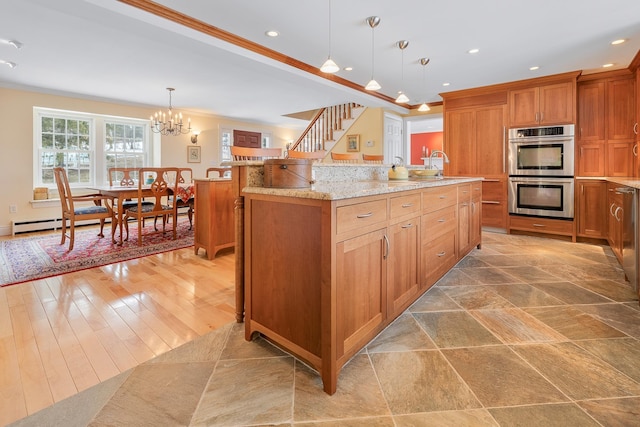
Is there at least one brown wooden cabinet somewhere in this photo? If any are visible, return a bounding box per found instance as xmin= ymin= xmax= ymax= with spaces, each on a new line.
xmin=576 ymin=73 xmax=636 ymax=177
xmin=243 ymin=180 xmax=481 ymax=395
xmin=193 ymin=178 xmax=235 ymax=259
xmin=607 ymin=183 xmax=624 ymax=261
xmin=509 ymin=82 xmax=574 ymax=127
xmin=387 ymin=192 xmax=421 ymax=317
xmin=444 ymin=99 xmax=507 ymax=229
xmin=481 ymin=178 xmax=507 ymax=229
xmin=576 ymin=180 xmax=607 ymax=239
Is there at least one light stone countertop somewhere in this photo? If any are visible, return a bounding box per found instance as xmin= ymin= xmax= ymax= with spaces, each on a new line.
xmin=605 ymin=177 xmax=640 ymax=190
xmin=241 ymin=176 xmax=482 ymax=201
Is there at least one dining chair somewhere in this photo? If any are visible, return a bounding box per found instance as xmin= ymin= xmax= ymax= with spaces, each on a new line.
xmin=108 ymin=167 xmax=153 ymax=232
xmin=165 ymin=168 xmax=195 ymax=230
xmin=206 ymin=167 xmax=232 ymax=178
xmin=362 ymin=154 xmax=384 ymax=164
xmin=123 ymin=167 xmax=180 ymax=245
xmin=53 ymin=167 xmax=114 ymax=251
xmin=230 ymin=146 xmax=282 ymax=160
xmin=287 ymin=150 xmax=327 ymax=161
xmin=330 ymin=152 xmax=360 ymax=163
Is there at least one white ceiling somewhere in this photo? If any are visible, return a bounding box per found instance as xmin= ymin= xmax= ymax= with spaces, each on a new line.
xmin=1 ymin=0 xmax=639 ymax=130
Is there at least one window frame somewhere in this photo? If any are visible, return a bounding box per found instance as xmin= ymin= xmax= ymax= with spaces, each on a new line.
xmin=33 ymin=107 xmax=153 ymax=189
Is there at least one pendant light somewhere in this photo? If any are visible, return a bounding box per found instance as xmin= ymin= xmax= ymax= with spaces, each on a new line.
xmin=418 ymin=57 xmax=431 ymax=112
xmin=320 ymin=0 xmax=339 ymax=73
xmin=395 ymin=40 xmax=409 ymax=103
xmin=364 ymin=16 xmax=381 ymax=91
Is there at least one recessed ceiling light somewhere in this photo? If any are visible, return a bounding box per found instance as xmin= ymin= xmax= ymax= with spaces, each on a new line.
xmin=265 ymin=30 xmax=279 ymax=37
xmin=529 ymin=66 xmax=540 ymax=71
xmin=467 ymin=48 xmax=479 ymax=54
xmin=343 ymin=67 xmax=353 ymax=71
xmin=611 ymin=39 xmax=626 ymax=45
xmin=442 ymin=82 xmax=450 ymax=86
xmin=602 ymin=63 xmax=614 ymax=68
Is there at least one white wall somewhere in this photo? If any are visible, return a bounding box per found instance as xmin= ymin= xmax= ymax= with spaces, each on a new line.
xmin=0 ymin=86 xmax=300 ymax=235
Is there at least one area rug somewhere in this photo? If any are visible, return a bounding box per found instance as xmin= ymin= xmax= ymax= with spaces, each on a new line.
xmin=0 ymin=217 xmax=194 ymax=287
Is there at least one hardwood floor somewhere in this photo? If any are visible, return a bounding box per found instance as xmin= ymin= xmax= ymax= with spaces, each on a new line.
xmin=0 ymin=229 xmax=236 ymax=426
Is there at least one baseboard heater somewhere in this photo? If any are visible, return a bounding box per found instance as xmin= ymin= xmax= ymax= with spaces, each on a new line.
xmin=11 ymin=218 xmax=102 ymax=236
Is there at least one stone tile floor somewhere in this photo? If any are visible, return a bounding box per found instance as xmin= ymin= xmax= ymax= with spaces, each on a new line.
xmin=10 ymin=232 xmax=640 ymax=426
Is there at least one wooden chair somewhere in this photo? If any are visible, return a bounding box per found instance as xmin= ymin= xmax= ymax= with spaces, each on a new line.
xmin=123 ymin=167 xmax=180 ymax=245
xmin=166 ymin=168 xmax=195 ymax=230
xmin=230 ymin=146 xmax=282 ymax=160
xmin=287 ymin=150 xmax=327 ymax=161
xmin=206 ymin=167 xmax=232 ymax=178
xmin=362 ymin=154 xmax=384 ymax=164
xmin=330 ymin=152 xmax=360 ymax=163
xmin=108 ymin=167 xmax=153 ymax=233
xmin=53 ymin=167 xmax=114 ymax=251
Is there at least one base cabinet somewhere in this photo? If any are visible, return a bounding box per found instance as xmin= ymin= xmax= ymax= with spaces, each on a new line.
xmin=243 ymin=181 xmax=482 ymax=395
xmin=607 ymin=183 xmax=624 ymax=262
xmin=576 ymin=180 xmax=607 ymax=239
xmin=193 ymin=178 xmax=235 ymax=259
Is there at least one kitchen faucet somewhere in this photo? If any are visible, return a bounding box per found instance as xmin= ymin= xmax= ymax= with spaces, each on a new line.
xmin=428 ymin=150 xmax=450 ymax=171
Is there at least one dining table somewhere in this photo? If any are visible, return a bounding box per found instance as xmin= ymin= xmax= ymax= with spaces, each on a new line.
xmin=90 ymin=183 xmax=194 ymax=245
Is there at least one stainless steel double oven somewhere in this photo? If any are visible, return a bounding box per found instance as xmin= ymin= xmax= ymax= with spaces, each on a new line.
xmin=508 ymin=124 xmax=575 ymax=219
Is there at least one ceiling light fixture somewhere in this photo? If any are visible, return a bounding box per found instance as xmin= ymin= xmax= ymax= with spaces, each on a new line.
xmin=150 ymin=88 xmax=191 ymax=136
xmin=418 ymin=57 xmax=431 ymax=112
xmin=603 ymin=63 xmax=614 ymax=68
xmin=0 ymin=59 xmax=17 ymax=68
xmin=529 ymin=66 xmax=540 ymax=71
xmin=468 ymin=48 xmax=479 ymax=54
xmin=364 ymin=16 xmax=381 ymax=91
xmin=320 ymin=0 xmax=339 ymax=73
xmin=395 ymin=40 xmax=409 ymax=103
xmin=611 ymin=39 xmax=626 ymax=45
xmin=6 ymin=39 xmax=23 ymax=49
xmin=265 ymin=30 xmax=279 ymax=37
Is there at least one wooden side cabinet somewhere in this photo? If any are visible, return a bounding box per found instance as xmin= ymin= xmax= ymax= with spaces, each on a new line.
xmin=193 ymin=178 xmax=235 ymax=259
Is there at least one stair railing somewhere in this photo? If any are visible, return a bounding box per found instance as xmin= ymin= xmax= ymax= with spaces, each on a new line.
xmin=288 ymin=103 xmax=360 ymax=154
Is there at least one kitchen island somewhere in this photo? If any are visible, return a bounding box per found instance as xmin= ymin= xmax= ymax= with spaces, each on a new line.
xmin=241 ymin=169 xmax=482 ymax=394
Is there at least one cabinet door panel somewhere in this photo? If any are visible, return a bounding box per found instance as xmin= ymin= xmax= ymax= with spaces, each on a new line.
xmin=336 ymin=228 xmax=386 ymax=358
xmin=509 ymin=87 xmax=539 ymax=127
xmin=577 ymin=142 xmax=606 ymax=177
xmin=577 ymin=180 xmax=606 ymax=238
xmin=608 ymin=77 xmax=636 ymax=141
xmin=445 ymin=110 xmax=476 ymax=175
xmin=578 ymin=81 xmax=606 ymax=141
xmin=607 ymin=141 xmax=634 ymax=176
xmin=539 ymin=82 xmax=574 ymax=125
xmin=476 ymin=105 xmax=507 ymax=175
xmin=387 ymin=218 xmax=420 ymax=317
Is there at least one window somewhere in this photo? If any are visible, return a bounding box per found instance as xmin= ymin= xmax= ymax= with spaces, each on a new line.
xmin=220 ymin=128 xmax=232 ymax=162
xmin=34 ymin=108 xmax=152 ymax=188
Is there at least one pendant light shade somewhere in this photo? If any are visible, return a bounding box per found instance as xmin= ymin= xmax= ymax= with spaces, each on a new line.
xmin=418 ymin=57 xmax=431 ymax=112
xmin=395 ymin=40 xmax=409 ymax=103
xmin=365 ymin=16 xmax=381 ymax=91
xmin=320 ymin=0 xmax=339 ymax=73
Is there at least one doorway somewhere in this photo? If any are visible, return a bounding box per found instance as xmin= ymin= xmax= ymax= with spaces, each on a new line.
xmin=406 ymin=114 xmax=443 ymax=166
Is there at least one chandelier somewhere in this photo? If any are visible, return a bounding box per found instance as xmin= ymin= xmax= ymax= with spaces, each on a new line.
xmin=150 ymin=88 xmax=191 ymax=136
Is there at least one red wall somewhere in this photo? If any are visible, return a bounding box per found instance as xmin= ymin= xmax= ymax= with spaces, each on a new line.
xmin=410 ymin=132 xmax=443 ymax=165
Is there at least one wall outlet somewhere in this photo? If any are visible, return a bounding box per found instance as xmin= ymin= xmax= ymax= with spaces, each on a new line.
xmin=366 ymin=140 xmax=374 ymax=147
xmin=9 ymin=204 xmax=17 ymax=214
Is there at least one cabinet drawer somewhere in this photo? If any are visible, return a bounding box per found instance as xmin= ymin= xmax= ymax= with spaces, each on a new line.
xmin=336 ymin=199 xmax=388 ymax=235
xmin=390 ymin=193 xmax=421 ymax=220
xmin=422 ymin=232 xmax=457 ymax=287
xmin=422 ymin=205 xmax=457 ymax=240
xmin=423 ymin=186 xmax=458 ymax=213
xmin=458 ymin=183 xmax=472 ymax=202
xmin=471 ymin=182 xmax=482 ymax=201
xmin=509 ymin=215 xmax=574 ymax=236
xmin=482 ymin=179 xmax=505 ymax=201
xmin=482 ymin=201 xmax=507 ymax=229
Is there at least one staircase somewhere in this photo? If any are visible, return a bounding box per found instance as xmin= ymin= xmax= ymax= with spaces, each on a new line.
xmin=287 ymin=103 xmax=364 ymax=156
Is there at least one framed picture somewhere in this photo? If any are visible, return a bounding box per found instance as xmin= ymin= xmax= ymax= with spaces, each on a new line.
xmin=187 ymin=145 xmax=201 ymax=163
xmin=347 ymin=134 xmax=360 ymax=152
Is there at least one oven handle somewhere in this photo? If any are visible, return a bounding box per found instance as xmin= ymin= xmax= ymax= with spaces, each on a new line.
xmin=508 ymin=137 xmax=574 ymax=144
xmin=509 ymin=177 xmax=574 ymax=184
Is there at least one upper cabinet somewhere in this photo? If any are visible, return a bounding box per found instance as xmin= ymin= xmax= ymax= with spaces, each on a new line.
xmin=509 ymin=82 xmax=574 ymax=127
xmin=576 ymin=71 xmax=636 ymax=177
